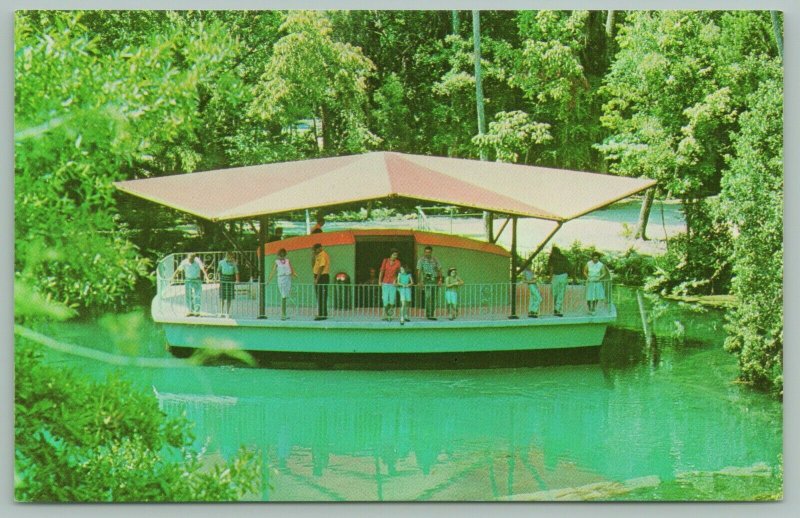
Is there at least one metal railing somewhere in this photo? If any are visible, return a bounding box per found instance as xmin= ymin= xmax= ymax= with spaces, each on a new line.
xmin=155 ymin=254 xmax=612 ymax=322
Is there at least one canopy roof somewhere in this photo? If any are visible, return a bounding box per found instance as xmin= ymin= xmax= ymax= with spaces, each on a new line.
xmin=114 ymin=151 xmax=656 ymax=223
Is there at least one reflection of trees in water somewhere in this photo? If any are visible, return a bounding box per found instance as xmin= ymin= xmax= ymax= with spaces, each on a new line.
xmin=153 ymin=335 xmax=780 ymax=500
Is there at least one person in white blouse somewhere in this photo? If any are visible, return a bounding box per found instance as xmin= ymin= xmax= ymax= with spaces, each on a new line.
xmin=267 ymin=248 xmax=297 ymax=320
xmin=583 ymin=252 xmax=610 ymax=315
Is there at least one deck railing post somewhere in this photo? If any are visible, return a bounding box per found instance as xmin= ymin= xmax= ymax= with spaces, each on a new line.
xmin=258 ymin=216 xmax=268 ymax=318
xmin=509 ymin=216 xmax=519 ymax=319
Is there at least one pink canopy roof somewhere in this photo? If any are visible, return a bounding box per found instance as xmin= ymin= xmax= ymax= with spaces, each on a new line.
xmin=114 ymin=151 xmax=656 ymax=222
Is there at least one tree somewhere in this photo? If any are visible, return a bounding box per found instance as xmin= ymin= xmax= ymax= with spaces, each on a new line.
xmin=15 ymin=11 xmax=282 ymax=310
xmin=472 ymin=110 xmax=551 ymax=163
xmin=249 ymin=11 xmax=378 ymax=155
xmin=596 ymin=11 xmax=742 ymax=295
xmin=510 ymin=10 xmax=605 ymax=169
xmin=721 ymin=62 xmax=783 ymax=395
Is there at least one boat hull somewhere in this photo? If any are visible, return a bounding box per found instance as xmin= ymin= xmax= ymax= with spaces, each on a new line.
xmin=159 ymin=307 xmax=615 ymax=354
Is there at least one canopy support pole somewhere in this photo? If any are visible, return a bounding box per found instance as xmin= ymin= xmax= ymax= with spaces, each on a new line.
xmin=509 ymin=216 xmax=519 ymax=319
xmin=491 ymin=216 xmax=511 ymax=244
xmin=258 ymin=216 xmax=268 ymax=319
xmin=515 ymin=222 xmax=563 ymax=277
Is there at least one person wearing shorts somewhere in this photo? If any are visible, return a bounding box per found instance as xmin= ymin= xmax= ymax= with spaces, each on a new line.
xmin=395 ymin=264 xmax=414 ymax=325
xmin=378 ymin=249 xmax=402 ymax=321
xmin=444 ymin=267 xmax=464 ymax=320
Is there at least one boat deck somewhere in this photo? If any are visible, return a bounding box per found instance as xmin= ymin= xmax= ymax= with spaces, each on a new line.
xmin=153 ymin=282 xmax=612 ymax=325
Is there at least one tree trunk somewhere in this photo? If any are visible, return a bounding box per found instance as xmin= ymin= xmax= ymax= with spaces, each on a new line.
xmin=771 ymin=11 xmax=783 ymax=60
xmin=319 ymin=105 xmax=329 ymax=153
xmin=605 ymin=10 xmax=615 ymax=37
xmin=635 ymin=188 xmax=655 ymax=240
xmin=473 ymin=10 xmax=492 ymax=241
xmin=605 ymin=10 xmax=616 ymax=64
xmin=473 ymin=11 xmax=486 ymax=156
xmin=452 ymin=10 xmax=460 ymax=34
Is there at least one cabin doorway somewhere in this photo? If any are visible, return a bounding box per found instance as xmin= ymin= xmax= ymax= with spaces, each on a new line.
xmin=355 ymin=236 xmax=415 ymax=308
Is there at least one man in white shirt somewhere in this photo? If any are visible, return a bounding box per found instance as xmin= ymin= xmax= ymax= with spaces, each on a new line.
xmin=171 ymin=252 xmax=210 ymax=316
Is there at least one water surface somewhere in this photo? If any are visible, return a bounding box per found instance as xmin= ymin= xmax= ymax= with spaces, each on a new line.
xmin=36 ymin=288 xmax=782 ymax=501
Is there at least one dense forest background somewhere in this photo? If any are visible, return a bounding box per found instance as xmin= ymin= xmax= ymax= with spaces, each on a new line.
xmin=14 ymin=10 xmax=783 ymax=393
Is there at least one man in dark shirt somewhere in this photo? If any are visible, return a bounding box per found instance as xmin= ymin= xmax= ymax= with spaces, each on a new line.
xmin=416 ymin=246 xmax=442 ymax=320
xmin=547 ymin=246 xmax=571 ymax=316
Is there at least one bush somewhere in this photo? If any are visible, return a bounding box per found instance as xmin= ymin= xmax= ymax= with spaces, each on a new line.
xmin=644 ymin=201 xmax=733 ymax=297
xmin=14 ymin=341 xmax=261 ymax=502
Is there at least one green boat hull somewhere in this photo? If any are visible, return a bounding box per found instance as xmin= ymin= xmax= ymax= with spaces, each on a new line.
xmin=160 ymin=307 xmax=615 ymax=354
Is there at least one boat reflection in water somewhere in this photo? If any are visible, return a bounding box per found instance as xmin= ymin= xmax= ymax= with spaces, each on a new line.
xmin=152 ymin=331 xmax=781 ymax=501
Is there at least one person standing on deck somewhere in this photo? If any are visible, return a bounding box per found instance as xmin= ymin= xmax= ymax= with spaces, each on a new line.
xmin=583 ymin=252 xmax=610 ymax=315
xmin=416 ymin=246 xmax=442 ymax=320
xmin=444 ymin=267 xmax=464 ymax=320
xmin=395 ymin=264 xmax=414 ymax=325
xmin=312 ymin=243 xmax=330 ymax=320
xmin=218 ymin=252 xmax=239 ymax=318
xmin=171 ymin=252 xmax=210 ymax=316
xmin=267 ymin=248 xmax=297 ymax=320
xmin=547 ymin=246 xmax=571 ymax=317
xmin=520 ymin=265 xmax=542 ymax=318
xmin=378 ymin=248 xmax=402 ymax=321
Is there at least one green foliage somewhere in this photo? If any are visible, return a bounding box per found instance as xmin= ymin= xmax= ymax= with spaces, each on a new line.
xmin=720 ymin=63 xmax=783 ymax=395
xmin=15 ymin=11 xmax=242 ymax=311
xmin=372 ymin=72 xmax=412 ymax=151
xmin=472 ymin=110 xmax=552 ymax=163
xmin=597 ymin=11 xmax=777 ymax=199
xmin=511 ymin=10 xmax=605 ymax=168
xmin=249 ymin=11 xmax=378 ymax=154
xmin=14 ymin=341 xmax=261 ymax=502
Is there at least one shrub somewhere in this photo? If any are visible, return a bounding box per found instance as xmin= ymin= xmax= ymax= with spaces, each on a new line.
xmin=14 ymin=341 xmax=261 ymax=502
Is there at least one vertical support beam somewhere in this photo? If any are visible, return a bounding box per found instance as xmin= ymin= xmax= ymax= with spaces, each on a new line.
xmin=258 ymin=216 xmax=268 ymax=318
xmin=509 ymin=216 xmax=519 ymax=319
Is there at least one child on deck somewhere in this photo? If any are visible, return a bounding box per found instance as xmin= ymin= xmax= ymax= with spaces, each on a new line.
xmin=444 ymin=267 xmax=464 ymax=320
xmin=395 ymin=264 xmax=414 ymax=325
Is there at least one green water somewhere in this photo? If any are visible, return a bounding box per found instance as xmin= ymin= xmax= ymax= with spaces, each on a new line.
xmin=34 ymin=288 xmax=782 ymax=501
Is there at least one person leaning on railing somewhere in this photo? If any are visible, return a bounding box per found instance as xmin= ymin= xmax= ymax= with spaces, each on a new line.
xmin=170 ymin=252 xmax=210 ymax=317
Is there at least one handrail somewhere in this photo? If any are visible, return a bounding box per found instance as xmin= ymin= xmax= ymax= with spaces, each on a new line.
xmin=154 ymin=259 xmax=613 ymax=321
